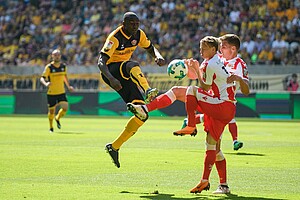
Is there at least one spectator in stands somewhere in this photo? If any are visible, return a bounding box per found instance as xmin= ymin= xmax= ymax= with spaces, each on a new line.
xmin=286 ymin=73 xmax=299 ymax=92
xmin=258 ymin=44 xmax=274 ymax=65
xmin=272 ymin=33 xmax=289 ymax=65
xmin=1 ymin=0 xmax=300 ymax=67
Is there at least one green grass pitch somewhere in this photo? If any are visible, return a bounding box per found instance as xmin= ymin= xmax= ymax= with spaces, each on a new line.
xmin=0 ymin=115 xmax=299 ymax=200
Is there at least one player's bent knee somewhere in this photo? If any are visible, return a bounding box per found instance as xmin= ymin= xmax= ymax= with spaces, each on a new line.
xmin=216 ymin=150 xmax=225 ymax=161
xmin=186 ymin=86 xmax=197 ymax=96
xmin=127 ymin=61 xmax=140 ymax=69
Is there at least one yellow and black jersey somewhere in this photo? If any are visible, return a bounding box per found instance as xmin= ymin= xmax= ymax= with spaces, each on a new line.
xmin=41 ymin=62 xmax=67 ymax=95
xmin=101 ymin=26 xmax=151 ymax=64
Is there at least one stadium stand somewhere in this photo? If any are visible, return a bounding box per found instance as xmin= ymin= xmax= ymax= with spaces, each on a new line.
xmin=0 ymin=0 xmax=299 ymax=91
xmin=0 ymin=0 xmax=300 ymax=67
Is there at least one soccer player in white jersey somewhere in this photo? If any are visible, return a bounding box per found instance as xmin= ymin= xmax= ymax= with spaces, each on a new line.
xmin=187 ymin=34 xmax=250 ymax=151
xmin=127 ymin=35 xmax=248 ymax=151
xmin=127 ymin=35 xmax=249 ymax=194
xmin=172 ymin=36 xmax=237 ymax=194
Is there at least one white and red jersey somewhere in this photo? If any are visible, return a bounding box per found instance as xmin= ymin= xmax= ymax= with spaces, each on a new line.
xmin=201 ymin=54 xmax=236 ymax=102
xmin=223 ymin=56 xmax=249 ymax=93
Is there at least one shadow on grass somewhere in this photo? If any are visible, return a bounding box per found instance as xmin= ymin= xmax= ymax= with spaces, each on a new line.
xmin=56 ymin=131 xmax=84 ymax=134
xmin=225 ymin=152 xmax=265 ymax=156
xmin=120 ymin=191 xmax=285 ymax=200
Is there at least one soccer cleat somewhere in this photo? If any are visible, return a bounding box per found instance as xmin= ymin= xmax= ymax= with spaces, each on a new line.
xmin=233 ymin=141 xmax=243 ymax=151
xmin=181 ymin=118 xmax=188 ymax=129
xmin=190 ymin=180 xmax=210 ymax=194
xmin=49 ymin=128 xmax=54 ymax=133
xmin=126 ymin=103 xmax=148 ymax=121
xmin=212 ymin=185 xmax=230 ymax=194
xmin=55 ymin=118 xmax=61 ymax=129
xmin=145 ymin=88 xmax=158 ymax=103
xmin=173 ymin=126 xmax=197 ymax=137
xmin=105 ymin=143 xmax=120 ymax=168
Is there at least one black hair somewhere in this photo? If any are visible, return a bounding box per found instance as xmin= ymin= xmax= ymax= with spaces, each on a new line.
xmin=123 ymin=12 xmax=139 ymax=21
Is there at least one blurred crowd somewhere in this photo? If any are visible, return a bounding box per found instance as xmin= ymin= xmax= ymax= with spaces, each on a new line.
xmin=1 ymin=0 xmax=300 ymax=68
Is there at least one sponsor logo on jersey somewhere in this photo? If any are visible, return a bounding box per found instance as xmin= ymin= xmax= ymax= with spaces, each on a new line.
xmin=104 ymin=41 xmax=114 ymax=52
xmin=131 ymin=40 xmax=137 ymax=45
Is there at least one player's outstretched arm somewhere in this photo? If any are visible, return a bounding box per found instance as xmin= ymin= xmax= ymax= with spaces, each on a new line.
xmin=146 ymin=44 xmax=166 ymax=66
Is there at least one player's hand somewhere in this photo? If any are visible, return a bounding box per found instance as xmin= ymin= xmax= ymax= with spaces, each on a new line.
xmin=155 ymin=57 xmax=166 ymax=66
xmin=68 ymin=86 xmax=74 ymax=92
xmin=227 ymin=74 xmax=242 ymax=83
xmin=45 ymin=82 xmax=51 ymax=87
xmin=109 ymin=78 xmax=122 ymax=91
xmin=184 ymin=58 xmax=199 ymax=80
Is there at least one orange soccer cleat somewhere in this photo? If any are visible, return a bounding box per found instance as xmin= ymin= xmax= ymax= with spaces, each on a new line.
xmin=173 ymin=126 xmax=197 ymax=137
xmin=190 ymin=180 xmax=210 ymax=194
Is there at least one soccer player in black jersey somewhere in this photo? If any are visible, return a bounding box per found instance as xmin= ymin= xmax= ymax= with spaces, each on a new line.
xmin=98 ymin=12 xmax=166 ymax=168
xmin=40 ymin=49 xmax=74 ymax=133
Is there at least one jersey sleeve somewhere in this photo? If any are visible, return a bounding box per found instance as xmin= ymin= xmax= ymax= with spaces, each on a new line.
xmin=138 ymin=29 xmax=151 ymax=49
xmin=202 ymin=62 xmax=214 ymax=85
xmin=41 ymin=65 xmax=50 ymax=78
xmin=101 ymin=34 xmax=119 ymax=58
xmin=236 ymin=60 xmax=249 ymax=81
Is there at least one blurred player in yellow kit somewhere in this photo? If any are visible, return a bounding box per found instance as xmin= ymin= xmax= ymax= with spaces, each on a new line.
xmin=40 ymin=49 xmax=74 ymax=133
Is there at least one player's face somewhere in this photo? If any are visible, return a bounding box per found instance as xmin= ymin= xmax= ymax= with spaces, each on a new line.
xmin=220 ymin=41 xmax=235 ymax=60
xmin=123 ymin=18 xmax=140 ymax=36
xmin=52 ymin=52 xmax=61 ymax=62
xmin=200 ymin=42 xmax=215 ymax=59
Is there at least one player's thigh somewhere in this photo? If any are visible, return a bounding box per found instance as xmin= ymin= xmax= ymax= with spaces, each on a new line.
xmin=206 ymin=133 xmax=217 ymax=145
xmin=102 ymin=62 xmax=131 ymax=86
xmin=58 ymin=101 xmax=68 ymax=110
xmin=124 ymin=61 xmax=140 ymax=74
xmin=47 ymin=95 xmax=57 ymax=108
xmin=102 ymin=62 xmax=144 ymax=104
xmin=171 ymin=86 xmax=188 ymax=102
xmin=57 ymin=94 xmax=68 ymax=110
xmin=118 ymin=79 xmax=144 ymax=104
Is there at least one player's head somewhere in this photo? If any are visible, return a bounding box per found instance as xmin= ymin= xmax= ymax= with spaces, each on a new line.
xmin=51 ymin=49 xmax=61 ymax=62
xmin=199 ymin=36 xmax=219 ymax=59
xmin=122 ymin=12 xmax=140 ymax=36
xmin=219 ymin=34 xmax=240 ymax=60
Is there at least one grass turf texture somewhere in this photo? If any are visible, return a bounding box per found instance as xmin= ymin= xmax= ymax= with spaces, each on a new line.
xmin=0 ymin=115 xmax=299 ymax=200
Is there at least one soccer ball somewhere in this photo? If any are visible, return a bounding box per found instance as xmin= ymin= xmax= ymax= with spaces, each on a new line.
xmin=167 ymin=59 xmax=187 ymax=80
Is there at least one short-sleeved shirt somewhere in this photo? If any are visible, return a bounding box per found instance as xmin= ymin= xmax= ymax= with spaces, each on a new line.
xmin=223 ymin=56 xmax=249 ymax=93
xmin=201 ymin=54 xmax=236 ymax=102
xmin=100 ymin=26 xmax=151 ymax=64
xmin=41 ymin=62 xmax=67 ymax=95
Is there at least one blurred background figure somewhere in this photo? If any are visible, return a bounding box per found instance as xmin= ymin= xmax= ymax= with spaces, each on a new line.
xmin=283 ymin=73 xmax=299 ymax=91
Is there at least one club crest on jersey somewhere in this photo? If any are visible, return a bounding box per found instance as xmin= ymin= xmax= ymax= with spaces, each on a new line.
xmin=227 ymin=63 xmax=233 ymax=68
xmin=131 ymin=40 xmax=137 ymax=45
xmin=104 ymin=41 xmax=114 ymax=52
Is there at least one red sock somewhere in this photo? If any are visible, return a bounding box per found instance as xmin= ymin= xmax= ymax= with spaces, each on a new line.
xmin=186 ymin=95 xmax=198 ymax=127
xmin=228 ymin=122 xmax=238 ymax=141
xmin=215 ymin=159 xmax=227 ymax=184
xmin=202 ymin=150 xmax=216 ymax=180
xmin=146 ymin=94 xmax=172 ymax=112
